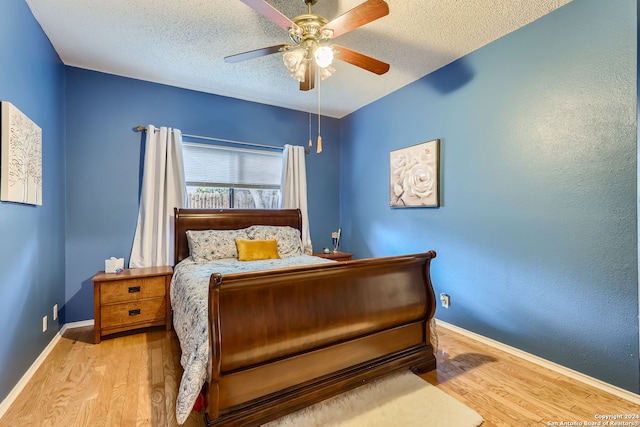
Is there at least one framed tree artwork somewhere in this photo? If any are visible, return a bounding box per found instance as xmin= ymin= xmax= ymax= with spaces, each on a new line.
xmin=390 ymin=139 xmax=440 ymax=208
xmin=1 ymin=101 xmax=42 ymax=205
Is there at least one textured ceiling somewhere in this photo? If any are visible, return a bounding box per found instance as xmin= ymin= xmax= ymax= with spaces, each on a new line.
xmin=26 ymin=0 xmax=572 ymax=118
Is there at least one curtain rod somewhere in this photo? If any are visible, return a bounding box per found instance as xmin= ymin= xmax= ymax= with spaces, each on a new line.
xmin=134 ymin=125 xmax=284 ymax=151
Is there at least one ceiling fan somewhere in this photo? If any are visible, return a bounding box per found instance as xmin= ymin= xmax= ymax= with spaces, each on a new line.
xmin=225 ymin=0 xmax=390 ymax=91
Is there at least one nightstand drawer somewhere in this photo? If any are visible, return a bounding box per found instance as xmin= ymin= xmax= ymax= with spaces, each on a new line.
xmin=100 ymin=276 xmax=165 ymax=304
xmin=101 ymin=299 xmax=166 ymax=329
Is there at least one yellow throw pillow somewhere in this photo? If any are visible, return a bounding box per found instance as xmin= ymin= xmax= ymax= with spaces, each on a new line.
xmin=236 ymin=239 xmax=280 ymax=261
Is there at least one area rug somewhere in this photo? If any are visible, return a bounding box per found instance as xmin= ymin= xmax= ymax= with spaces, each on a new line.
xmin=264 ymin=370 xmax=483 ymax=427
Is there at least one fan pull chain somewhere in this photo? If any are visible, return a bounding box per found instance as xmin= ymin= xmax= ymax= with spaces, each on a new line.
xmin=308 ymin=112 xmax=313 ymax=148
xmin=317 ymin=76 xmax=323 ymax=153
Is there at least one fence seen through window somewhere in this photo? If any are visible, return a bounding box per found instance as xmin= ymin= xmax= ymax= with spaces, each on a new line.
xmin=186 ymin=187 xmax=279 ymax=209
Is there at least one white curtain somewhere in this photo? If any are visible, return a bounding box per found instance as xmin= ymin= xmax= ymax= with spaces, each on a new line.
xmin=280 ymin=145 xmax=312 ymax=254
xmin=130 ymin=125 xmax=186 ymax=267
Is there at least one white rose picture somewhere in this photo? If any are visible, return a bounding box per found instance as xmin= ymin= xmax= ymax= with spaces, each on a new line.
xmin=390 ymin=139 xmax=439 ymax=207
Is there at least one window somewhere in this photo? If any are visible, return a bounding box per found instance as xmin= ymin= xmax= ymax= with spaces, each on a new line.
xmin=182 ymin=142 xmax=282 ymax=209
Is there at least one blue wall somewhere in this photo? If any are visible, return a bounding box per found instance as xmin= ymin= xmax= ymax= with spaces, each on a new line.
xmin=340 ymin=0 xmax=639 ymax=393
xmin=63 ymin=69 xmax=341 ymax=322
xmin=0 ymin=0 xmax=66 ymax=404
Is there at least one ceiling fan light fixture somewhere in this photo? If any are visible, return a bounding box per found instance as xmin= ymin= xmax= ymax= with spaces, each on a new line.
xmin=283 ymin=48 xmax=308 ymax=81
xmin=318 ymin=64 xmax=335 ymax=80
xmin=228 ymin=0 xmax=390 ymax=89
xmin=314 ymin=45 xmax=334 ymax=68
xmin=291 ymin=62 xmax=307 ymax=82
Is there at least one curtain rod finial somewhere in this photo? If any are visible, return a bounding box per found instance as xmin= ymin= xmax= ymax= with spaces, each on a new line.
xmin=134 ymin=125 xmax=147 ymax=132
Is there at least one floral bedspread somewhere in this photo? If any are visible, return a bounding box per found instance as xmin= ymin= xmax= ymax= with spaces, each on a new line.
xmin=170 ymin=255 xmax=335 ymax=424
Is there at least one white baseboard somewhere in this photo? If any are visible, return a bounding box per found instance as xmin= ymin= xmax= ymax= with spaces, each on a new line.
xmin=0 ymin=319 xmax=95 ymax=421
xmin=0 ymin=330 xmax=62 ymax=420
xmin=436 ymin=319 xmax=640 ymax=405
xmin=59 ymin=319 xmax=94 ymax=336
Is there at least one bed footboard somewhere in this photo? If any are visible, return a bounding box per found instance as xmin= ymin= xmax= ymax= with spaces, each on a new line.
xmin=205 ymin=251 xmax=437 ymax=426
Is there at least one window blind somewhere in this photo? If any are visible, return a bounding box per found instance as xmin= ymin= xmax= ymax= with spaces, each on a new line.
xmin=182 ymin=142 xmax=282 ymax=188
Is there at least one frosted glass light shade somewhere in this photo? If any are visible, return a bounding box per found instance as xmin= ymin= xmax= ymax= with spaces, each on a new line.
xmin=314 ymin=46 xmax=334 ymax=68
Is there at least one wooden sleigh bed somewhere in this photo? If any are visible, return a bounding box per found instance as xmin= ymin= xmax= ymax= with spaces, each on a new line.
xmin=172 ymin=208 xmax=437 ymax=426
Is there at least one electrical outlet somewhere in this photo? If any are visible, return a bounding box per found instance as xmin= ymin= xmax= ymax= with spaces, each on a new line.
xmin=439 ymin=293 xmax=450 ymax=309
xmin=42 ymin=315 xmax=47 ymax=332
xmin=53 ymin=304 xmax=58 ymax=321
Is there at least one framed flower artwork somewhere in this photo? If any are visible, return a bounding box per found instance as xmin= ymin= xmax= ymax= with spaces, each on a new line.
xmin=390 ymin=139 xmax=440 ymax=208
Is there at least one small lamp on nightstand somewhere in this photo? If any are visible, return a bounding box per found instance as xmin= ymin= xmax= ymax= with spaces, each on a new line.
xmin=331 ymin=228 xmax=342 ymax=252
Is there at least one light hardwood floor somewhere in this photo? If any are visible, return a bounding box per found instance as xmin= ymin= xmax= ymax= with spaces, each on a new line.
xmin=0 ymin=326 xmax=205 ymax=427
xmin=421 ymin=327 xmax=639 ymax=426
xmin=1 ymin=325 xmax=638 ymax=426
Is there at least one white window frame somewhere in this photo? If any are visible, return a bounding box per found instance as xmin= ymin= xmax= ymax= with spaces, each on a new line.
xmin=182 ymin=141 xmax=282 ymax=209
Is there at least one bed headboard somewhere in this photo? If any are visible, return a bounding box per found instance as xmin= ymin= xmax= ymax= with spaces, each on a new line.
xmin=173 ymin=208 xmax=303 ymax=265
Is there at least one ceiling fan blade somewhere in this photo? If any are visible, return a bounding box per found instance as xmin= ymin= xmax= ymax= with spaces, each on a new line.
xmin=238 ymin=0 xmax=299 ymax=32
xmin=333 ymin=45 xmax=390 ymax=75
xmin=300 ymin=62 xmax=315 ymax=91
xmin=320 ymin=0 xmax=389 ymax=39
xmin=224 ymin=44 xmax=288 ymax=63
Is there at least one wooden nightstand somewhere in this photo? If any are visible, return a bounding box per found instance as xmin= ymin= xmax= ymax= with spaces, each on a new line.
xmin=313 ymin=251 xmax=353 ymax=262
xmin=92 ymin=266 xmax=173 ymax=344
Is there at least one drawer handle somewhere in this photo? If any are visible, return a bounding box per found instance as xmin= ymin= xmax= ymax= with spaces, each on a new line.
xmin=129 ymin=309 xmax=141 ymax=316
xmin=128 ymin=286 xmax=141 ymax=293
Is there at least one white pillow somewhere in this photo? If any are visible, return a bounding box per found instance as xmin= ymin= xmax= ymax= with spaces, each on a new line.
xmin=245 ymin=225 xmax=303 ymax=258
xmin=186 ymin=229 xmax=249 ymax=261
